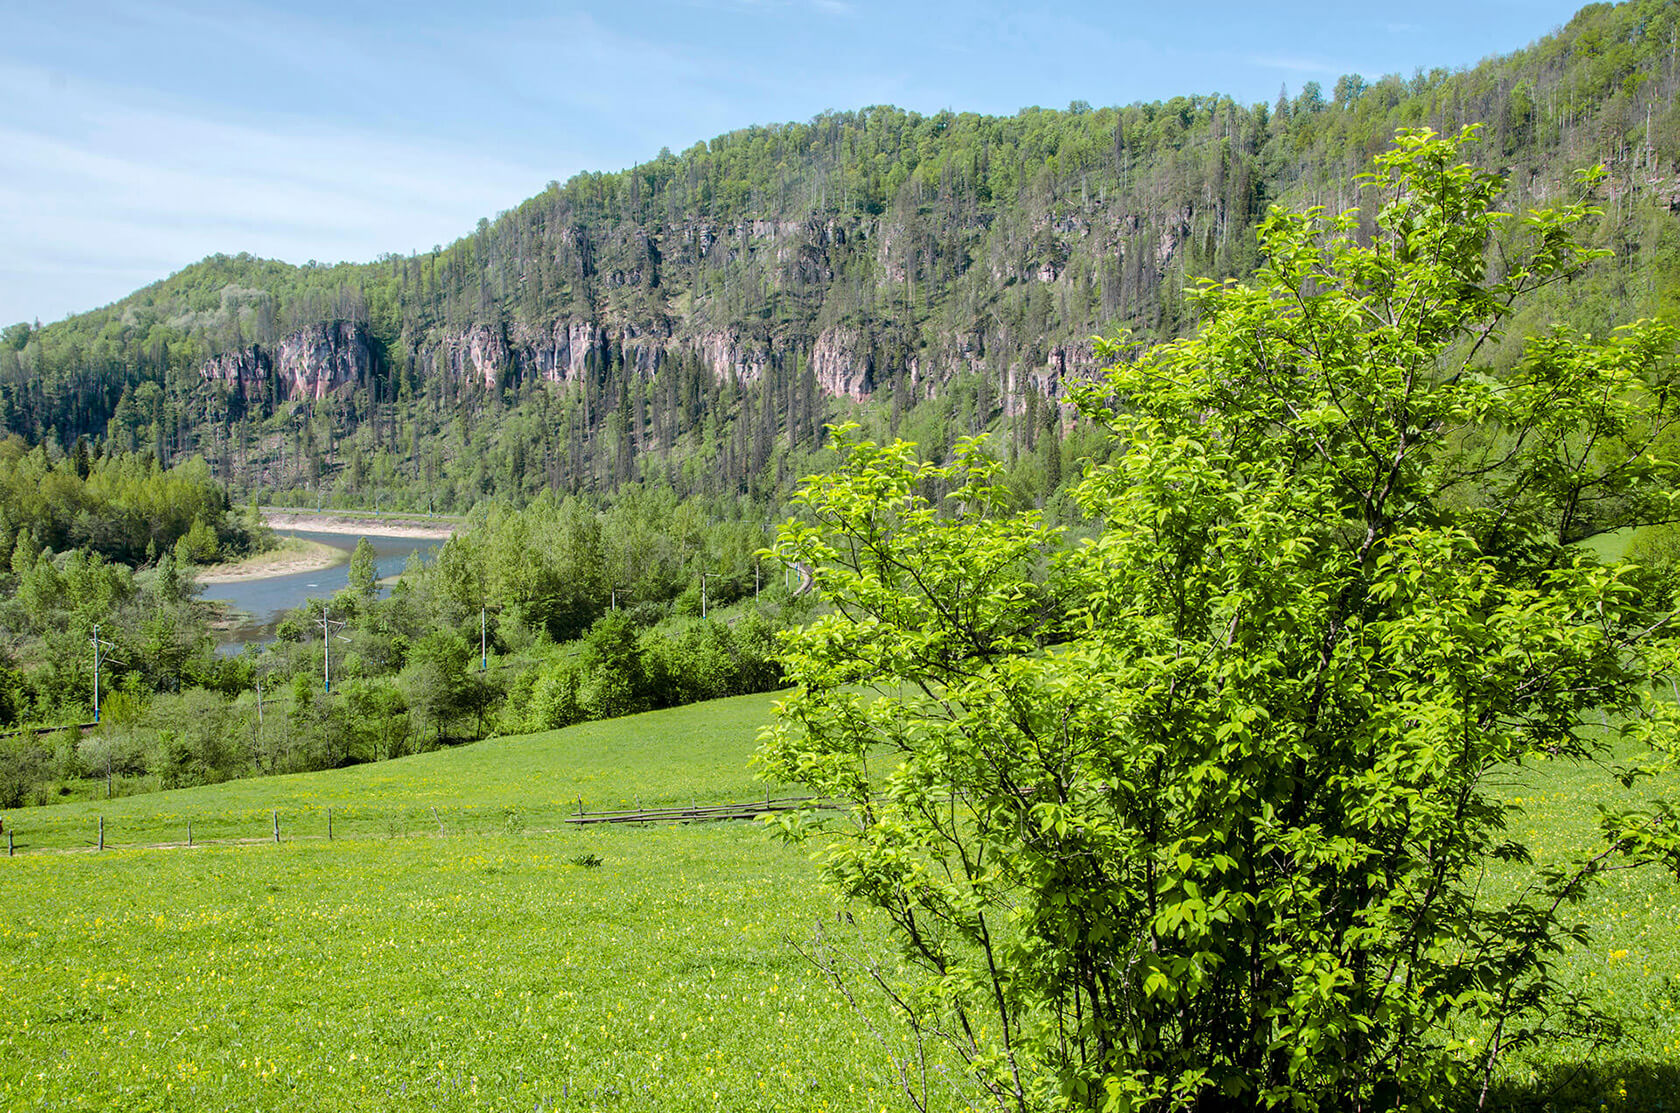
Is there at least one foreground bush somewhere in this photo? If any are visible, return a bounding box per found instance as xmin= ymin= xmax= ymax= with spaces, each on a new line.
xmin=761 ymin=129 xmax=1680 ymax=1111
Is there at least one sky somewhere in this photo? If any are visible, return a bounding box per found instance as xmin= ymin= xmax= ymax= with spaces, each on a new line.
xmin=0 ymin=0 xmax=1591 ymax=327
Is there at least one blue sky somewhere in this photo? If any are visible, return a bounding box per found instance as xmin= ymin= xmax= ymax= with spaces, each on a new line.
xmin=1 ymin=0 xmax=1588 ymax=326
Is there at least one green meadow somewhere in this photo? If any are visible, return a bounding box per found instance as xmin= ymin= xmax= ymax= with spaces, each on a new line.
xmin=6 ymin=694 xmax=784 ymax=851
xmin=0 ymin=695 xmax=979 ymax=1113
xmin=1479 ymin=740 xmax=1680 ymax=1108
xmin=0 ymin=694 xmax=1676 ymax=1111
xmin=0 ymin=830 xmax=951 ymax=1113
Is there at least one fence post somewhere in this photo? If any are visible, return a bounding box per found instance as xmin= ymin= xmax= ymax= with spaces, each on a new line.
xmin=432 ymin=806 xmax=443 ymax=833
xmin=98 ymin=816 xmax=104 ymax=851
xmin=7 ymin=829 xmax=12 ymax=856
xmin=272 ymin=809 xmax=280 ymax=844
xmin=187 ymin=818 xmax=193 ymax=848
xmin=327 ymin=807 xmax=333 ymax=841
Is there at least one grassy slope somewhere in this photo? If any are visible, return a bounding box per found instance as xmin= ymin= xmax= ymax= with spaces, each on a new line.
xmin=10 ymin=693 xmax=783 ymax=850
xmin=0 ymin=829 xmax=939 ymax=1113
xmin=0 ymin=693 xmax=1677 ymax=1110
xmin=1479 ymin=733 xmax=1680 ymax=1107
xmin=0 ymin=692 xmax=977 ymax=1113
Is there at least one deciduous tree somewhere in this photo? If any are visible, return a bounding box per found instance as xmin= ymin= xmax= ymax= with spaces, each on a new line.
xmin=759 ymin=129 xmax=1680 ymax=1112
xmin=347 ymin=536 xmax=379 ymax=601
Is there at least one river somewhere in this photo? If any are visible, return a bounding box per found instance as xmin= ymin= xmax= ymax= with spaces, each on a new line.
xmin=204 ymin=529 xmax=441 ymax=651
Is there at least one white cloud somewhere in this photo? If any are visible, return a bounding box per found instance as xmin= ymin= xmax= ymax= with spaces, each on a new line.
xmin=679 ymin=0 xmax=855 ymax=13
xmin=0 ymin=63 xmax=553 ymax=323
xmin=1247 ymin=54 xmax=1341 ymax=75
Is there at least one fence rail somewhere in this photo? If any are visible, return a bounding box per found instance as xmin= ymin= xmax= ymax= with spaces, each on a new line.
xmin=564 ymin=796 xmax=843 ymax=824
xmin=0 ymin=795 xmax=851 ymax=856
xmin=0 ymin=720 xmax=97 ymax=741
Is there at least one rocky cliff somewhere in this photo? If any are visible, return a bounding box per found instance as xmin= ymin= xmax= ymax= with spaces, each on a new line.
xmin=200 ymin=320 xmax=374 ymax=403
xmin=199 ymin=311 xmax=1093 ymax=416
xmin=202 ymin=314 xmax=1090 ymax=412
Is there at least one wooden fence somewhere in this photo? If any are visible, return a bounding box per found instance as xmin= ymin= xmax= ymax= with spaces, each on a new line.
xmin=1 ymin=795 xmax=848 ymax=856
xmin=564 ymin=796 xmax=842 ymax=825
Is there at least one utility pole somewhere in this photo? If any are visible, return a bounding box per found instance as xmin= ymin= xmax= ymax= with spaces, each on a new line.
xmin=92 ymin=624 xmax=101 ymax=723
xmin=477 ymin=602 xmax=506 ymax=671
xmin=91 ymin=624 xmax=116 ymax=723
xmin=318 ymin=612 xmax=348 ymax=693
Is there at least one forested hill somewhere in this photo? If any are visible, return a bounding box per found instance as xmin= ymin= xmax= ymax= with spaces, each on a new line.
xmin=5 ymin=0 xmax=1680 ymax=513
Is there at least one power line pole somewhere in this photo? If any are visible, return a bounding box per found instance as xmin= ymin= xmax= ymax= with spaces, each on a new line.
xmin=318 ymin=612 xmax=348 ymax=693
xmin=92 ymin=624 xmax=101 ymax=723
xmin=91 ymin=624 xmax=116 ymax=723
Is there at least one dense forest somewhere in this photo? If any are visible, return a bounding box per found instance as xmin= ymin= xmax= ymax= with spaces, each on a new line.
xmin=0 ymin=485 xmax=796 ymax=805
xmin=2 ymin=0 xmax=1678 ymax=521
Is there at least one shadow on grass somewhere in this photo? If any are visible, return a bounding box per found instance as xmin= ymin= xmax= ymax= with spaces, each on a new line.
xmin=1480 ymin=1058 xmax=1680 ymax=1112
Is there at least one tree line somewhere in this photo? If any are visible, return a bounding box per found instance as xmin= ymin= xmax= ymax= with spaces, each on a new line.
xmin=0 ymin=483 xmax=799 ymax=808
xmin=0 ymin=435 xmax=267 ymax=566
xmin=1 ymin=1 xmax=1676 ymax=520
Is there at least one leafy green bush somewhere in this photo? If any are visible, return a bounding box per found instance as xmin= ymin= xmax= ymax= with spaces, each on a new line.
xmin=761 ymin=129 xmax=1680 ymax=1112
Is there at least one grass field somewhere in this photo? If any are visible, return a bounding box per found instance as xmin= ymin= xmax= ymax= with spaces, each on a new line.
xmin=0 ymin=830 xmax=952 ymax=1112
xmin=1479 ymin=738 xmax=1680 ymax=1108
xmin=6 ymin=694 xmax=784 ymax=851
xmin=1 ymin=693 xmax=1677 ymax=1111
xmin=1 ymin=693 xmax=980 ymax=1112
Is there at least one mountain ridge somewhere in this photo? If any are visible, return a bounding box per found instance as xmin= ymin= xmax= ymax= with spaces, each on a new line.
xmin=3 ymin=0 xmax=1678 ymax=510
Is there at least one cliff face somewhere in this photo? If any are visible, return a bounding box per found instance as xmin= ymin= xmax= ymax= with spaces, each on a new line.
xmin=201 ymin=313 xmax=1091 ymax=410
xmin=200 ymin=321 xmax=374 ymax=402
xmin=195 ymin=142 xmax=1137 ymax=410
xmin=429 ymin=321 xmax=769 ymax=390
xmin=809 ymin=328 xmax=871 ymax=400
xmin=194 ymin=168 xmax=1114 ymax=408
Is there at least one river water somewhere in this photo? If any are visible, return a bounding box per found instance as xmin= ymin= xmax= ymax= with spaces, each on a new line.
xmin=204 ymin=529 xmax=441 ymax=651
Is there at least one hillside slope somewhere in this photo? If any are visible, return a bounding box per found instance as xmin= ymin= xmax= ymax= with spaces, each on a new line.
xmin=6 ymin=690 xmax=782 ymax=850
xmin=3 ymin=0 xmax=1679 ymax=511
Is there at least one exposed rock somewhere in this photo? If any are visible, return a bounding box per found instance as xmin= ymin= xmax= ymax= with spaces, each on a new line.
xmin=1155 ymin=204 xmax=1193 ymax=269
xmin=200 ymin=321 xmax=372 ymax=403
xmin=198 ymin=312 xmax=1097 ymax=415
xmin=811 ymin=328 xmax=870 ymax=400
xmin=509 ymin=320 xmax=599 ymax=382
xmin=696 ymin=329 xmax=769 ymax=386
xmin=439 ymin=324 xmax=510 ymax=389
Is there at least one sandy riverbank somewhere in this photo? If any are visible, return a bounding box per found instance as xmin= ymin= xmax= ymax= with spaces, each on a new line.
xmin=197 ymin=537 xmax=350 ymax=584
xmin=261 ymin=510 xmax=457 ymax=540
xmin=196 ymin=512 xmax=456 ymax=585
